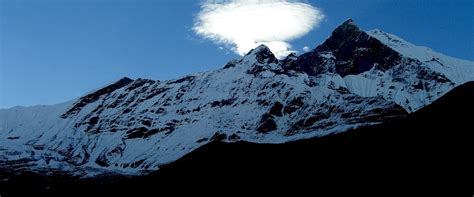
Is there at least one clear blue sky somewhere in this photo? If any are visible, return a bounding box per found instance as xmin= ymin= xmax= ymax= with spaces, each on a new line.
xmin=1 ymin=0 xmax=473 ymax=108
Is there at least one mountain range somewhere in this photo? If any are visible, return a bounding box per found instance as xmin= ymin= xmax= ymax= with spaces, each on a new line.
xmin=1 ymin=19 xmax=473 ymax=192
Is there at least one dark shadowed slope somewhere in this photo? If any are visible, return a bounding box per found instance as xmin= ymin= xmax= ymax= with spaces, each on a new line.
xmin=1 ymin=82 xmax=473 ymax=196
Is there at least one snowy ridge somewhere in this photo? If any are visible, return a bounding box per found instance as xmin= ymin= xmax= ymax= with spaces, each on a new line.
xmin=367 ymin=29 xmax=474 ymax=84
xmin=1 ymin=19 xmax=473 ymax=176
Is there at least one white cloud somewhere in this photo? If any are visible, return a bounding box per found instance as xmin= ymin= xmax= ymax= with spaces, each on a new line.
xmin=303 ymin=46 xmax=311 ymax=52
xmin=193 ymin=0 xmax=324 ymax=59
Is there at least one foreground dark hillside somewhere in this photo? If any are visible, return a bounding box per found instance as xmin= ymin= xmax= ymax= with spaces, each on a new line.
xmin=1 ymin=82 xmax=473 ymax=196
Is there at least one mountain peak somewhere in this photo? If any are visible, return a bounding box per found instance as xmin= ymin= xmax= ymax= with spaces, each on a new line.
xmin=315 ymin=19 xmax=364 ymax=52
xmin=244 ymin=44 xmax=278 ymax=64
xmin=254 ymin=44 xmax=271 ymax=52
xmin=119 ymin=77 xmax=134 ymax=82
xmin=341 ymin=18 xmax=355 ymax=26
xmin=332 ymin=18 xmax=362 ymax=39
xmin=297 ymin=19 xmax=403 ymax=77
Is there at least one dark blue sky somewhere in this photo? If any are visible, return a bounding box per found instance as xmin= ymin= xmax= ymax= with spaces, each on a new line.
xmin=1 ymin=0 xmax=473 ymax=108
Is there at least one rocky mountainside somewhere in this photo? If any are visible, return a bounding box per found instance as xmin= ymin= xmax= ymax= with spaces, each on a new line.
xmin=1 ymin=19 xmax=473 ymax=177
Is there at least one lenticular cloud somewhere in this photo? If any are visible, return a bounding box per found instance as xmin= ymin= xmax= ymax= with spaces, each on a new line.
xmin=194 ymin=0 xmax=324 ymax=59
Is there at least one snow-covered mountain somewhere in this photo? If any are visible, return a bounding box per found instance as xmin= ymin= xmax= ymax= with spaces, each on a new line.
xmin=1 ymin=19 xmax=473 ymax=177
xmin=290 ymin=19 xmax=474 ymax=112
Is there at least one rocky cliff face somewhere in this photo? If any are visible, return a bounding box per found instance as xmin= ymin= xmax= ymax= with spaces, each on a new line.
xmin=1 ymin=19 xmax=473 ymax=177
